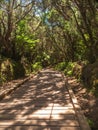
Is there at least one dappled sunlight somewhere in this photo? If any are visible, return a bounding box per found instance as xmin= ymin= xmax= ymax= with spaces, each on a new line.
xmin=50 ymin=103 xmax=73 ymax=108
xmin=50 ymin=120 xmax=79 ymax=127
xmin=39 ymin=75 xmax=49 ymax=80
xmin=0 ymin=69 xmax=81 ymax=130
xmin=49 ymin=103 xmax=75 ymax=120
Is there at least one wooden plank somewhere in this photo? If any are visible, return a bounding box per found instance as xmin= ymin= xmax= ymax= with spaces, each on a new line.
xmin=48 ymin=126 xmax=81 ymax=130
xmin=0 ymin=126 xmax=81 ymax=130
xmin=50 ymin=114 xmax=77 ymax=120
xmin=0 ymin=119 xmax=79 ymax=126
xmin=0 ymin=119 xmax=49 ymax=126
xmin=0 ymin=114 xmax=77 ymax=120
xmin=0 ymin=102 xmax=73 ymax=109
xmin=49 ymin=120 xmax=79 ymax=126
xmin=0 ymin=115 xmax=50 ymax=120
xmin=0 ymin=107 xmax=74 ymax=113
xmin=0 ymin=126 xmax=48 ymax=130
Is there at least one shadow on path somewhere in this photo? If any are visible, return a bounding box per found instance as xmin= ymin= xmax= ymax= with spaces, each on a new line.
xmin=0 ymin=69 xmax=79 ymax=130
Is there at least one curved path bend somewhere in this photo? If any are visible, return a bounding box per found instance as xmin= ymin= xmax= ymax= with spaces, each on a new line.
xmin=0 ymin=69 xmax=91 ymax=130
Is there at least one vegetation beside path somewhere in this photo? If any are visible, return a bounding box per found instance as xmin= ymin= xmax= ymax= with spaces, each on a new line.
xmin=0 ymin=0 xmax=98 ymax=130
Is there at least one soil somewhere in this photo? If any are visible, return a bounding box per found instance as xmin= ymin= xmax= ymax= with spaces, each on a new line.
xmin=67 ymin=77 xmax=98 ymax=130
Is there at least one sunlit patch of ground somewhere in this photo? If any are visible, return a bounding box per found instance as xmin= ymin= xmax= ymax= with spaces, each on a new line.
xmin=0 ymin=69 xmax=80 ymax=130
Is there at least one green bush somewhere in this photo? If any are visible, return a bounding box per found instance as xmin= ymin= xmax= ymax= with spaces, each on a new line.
xmin=32 ymin=62 xmax=42 ymax=72
xmin=0 ymin=58 xmax=26 ymax=84
xmin=72 ymin=63 xmax=82 ymax=79
xmin=55 ymin=62 xmax=76 ymax=76
xmin=64 ymin=62 xmax=75 ymax=76
xmin=0 ymin=59 xmax=14 ymax=83
xmin=87 ymin=118 xmax=94 ymax=128
xmin=55 ymin=62 xmax=67 ymax=71
xmin=21 ymin=57 xmax=32 ymax=75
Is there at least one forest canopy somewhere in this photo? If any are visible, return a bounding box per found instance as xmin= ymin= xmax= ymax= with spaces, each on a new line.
xmin=0 ymin=0 xmax=98 ymax=84
xmin=0 ymin=1 xmax=98 ymax=130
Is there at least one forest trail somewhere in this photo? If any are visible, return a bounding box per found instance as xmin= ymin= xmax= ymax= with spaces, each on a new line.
xmin=0 ymin=69 xmax=91 ymax=130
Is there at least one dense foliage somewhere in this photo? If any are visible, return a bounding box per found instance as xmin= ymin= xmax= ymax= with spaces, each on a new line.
xmin=0 ymin=1 xmax=98 ymax=129
xmin=0 ymin=0 xmax=98 ymax=88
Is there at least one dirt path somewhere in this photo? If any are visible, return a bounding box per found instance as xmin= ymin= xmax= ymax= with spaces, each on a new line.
xmin=0 ymin=69 xmax=90 ymax=130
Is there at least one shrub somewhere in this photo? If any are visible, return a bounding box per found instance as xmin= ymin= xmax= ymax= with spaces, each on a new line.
xmin=21 ymin=57 xmax=32 ymax=75
xmin=55 ymin=62 xmax=67 ymax=71
xmin=64 ymin=62 xmax=76 ymax=76
xmin=0 ymin=58 xmax=26 ymax=84
xmin=32 ymin=62 xmax=42 ymax=72
xmin=72 ymin=63 xmax=82 ymax=79
xmin=0 ymin=59 xmax=13 ymax=83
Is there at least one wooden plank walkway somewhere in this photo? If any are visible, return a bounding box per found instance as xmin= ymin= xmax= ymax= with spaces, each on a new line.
xmin=0 ymin=69 xmax=91 ymax=130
